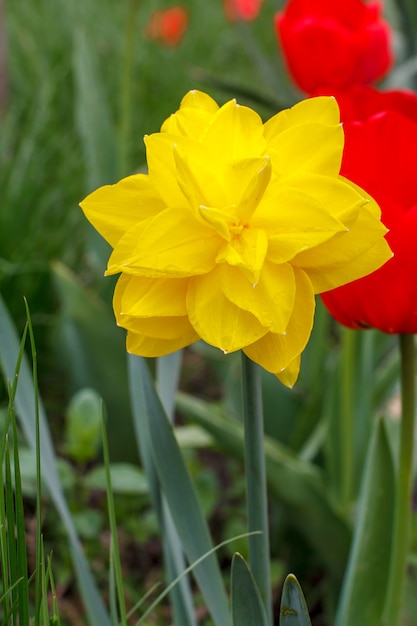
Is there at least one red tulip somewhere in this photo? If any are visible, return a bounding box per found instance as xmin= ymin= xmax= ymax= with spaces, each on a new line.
xmin=144 ymin=6 xmax=188 ymax=47
xmin=275 ymin=0 xmax=393 ymax=94
xmin=223 ymin=0 xmax=264 ymax=21
xmin=321 ymin=87 xmax=417 ymax=333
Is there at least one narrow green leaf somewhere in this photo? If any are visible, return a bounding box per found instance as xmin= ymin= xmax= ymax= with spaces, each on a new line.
xmin=135 ymin=533 xmax=257 ymax=626
xmin=177 ymin=392 xmax=351 ymax=581
xmin=4 ymin=442 xmax=18 ymax=623
xmin=231 ymin=553 xmax=269 ymax=626
xmin=335 ymin=419 xmax=395 ymax=626
xmin=156 ymin=353 xmax=198 ymax=626
xmin=40 ymin=535 xmax=49 ymax=626
xmin=12 ymin=417 xmax=30 ymax=625
xmin=51 ymin=261 xmax=137 ymax=463
xmin=129 ymin=355 xmax=231 ymax=626
xmin=72 ymin=30 xmax=117 ymax=190
xmin=129 ymin=353 xmax=197 ymax=626
xmin=280 ymin=574 xmax=312 ymax=626
xmin=0 ymin=294 xmax=110 ymax=626
xmin=47 ymin=554 xmax=62 ymax=626
xmin=0 ymin=429 xmax=11 ymax=620
xmin=101 ymin=410 xmax=128 ymax=626
xmin=1 ymin=324 xmax=27 ymax=622
xmin=156 ymin=352 xmax=182 ymax=420
xmin=26 ymin=297 xmax=45 ymax=624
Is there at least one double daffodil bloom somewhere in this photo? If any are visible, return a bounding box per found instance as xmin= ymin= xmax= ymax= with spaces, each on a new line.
xmin=81 ymin=90 xmax=391 ymax=386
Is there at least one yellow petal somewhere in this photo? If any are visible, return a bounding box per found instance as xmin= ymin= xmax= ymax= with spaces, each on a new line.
xmin=243 ymin=267 xmax=315 ymax=378
xmin=232 ymin=157 xmax=272 ymax=223
xmin=145 ymin=133 xmax=188 ymax=208
xmin=107 ymin=207 xmax=220 ymax=277
xmin=216 ymin=227 xmax=268 ymax=284
xmin=114 ymin=274 xmax=189 ymax=317
xmin=126 ymin=329 xmax=198 ymax=357
xmin=266 ymin=122 xmax=343 ymax=179
xmin=202 ymin=99 xmax=267 ymax=162
xmin=187 ymin=270 xmax=269 ymax=353
xmin=119 ymin=314 xmax=194 ymax=339
xmin=80 ymin=174 xmax=164 ymax=247
xmin=276 ymin=355 xmax=301 ymax=388
xmin=198 ymin=205 xmax=237 ymax=241
xmin=254 ymin=184 xmax=357 ymax=264
xmin=173 ymin=140 xmax=228 ymax=210
xmin=114 ymin=277 xmax=196 ymax=342
xmin=179 ymin=90 xmax=220 ymax=113
xmin=274 ymin=174 xmax=371 ymax=222
xmin=293 ymin=195 xmax=391 ymax=292
xmin=264 ymin=96 xmax=340 ymax=140
xmin=220 ymin=262 xmax=295 ymax=334
xmin=161 ymin=90 xmax=219 ymax=138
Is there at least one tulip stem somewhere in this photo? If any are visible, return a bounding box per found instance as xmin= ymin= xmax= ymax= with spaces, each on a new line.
xmin=384 ymin=333 xmax=415 ymax=626
xmin=241 ymin=353 xmax=272 ymax=625
xmin=340 ymin=328 xmax=355 ymax=511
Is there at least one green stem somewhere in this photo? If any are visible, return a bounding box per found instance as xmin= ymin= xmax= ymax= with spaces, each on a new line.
xmin=397 ymin=0 xmax=417 ymax=57
xmin=241 ymin=353 xmax=272 ymax=625
xmin=340 ymin=327 xmax=355 ymax=511
xmin=384 ymin=333 xmax=415 ymax=625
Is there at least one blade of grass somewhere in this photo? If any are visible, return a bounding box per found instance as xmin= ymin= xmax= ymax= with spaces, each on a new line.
xmin=24 ymin=299 xmax=44 ymax=624
xmin=0 ymin=344 xmax=20 ymax=622
xmin=108 ymin=540 xmax=118 ymax=626
xmin=0 ymin=474 xmax=12 ymax=618
xmin=101 ymin=408 xmax=128 ymax=626
xmin=11 ymin=410 xmax=30 ymax=625
xmin=39 ymin=535 xmax=49 ymax=626
xmin=125 ymin=582 xmax=161 ymax=621
xmin=5 ymin=321 xmax=30 ymax=624
xmin=135 ymin=532 xmax=259 ymax=626
xmin=47 ymin=553 xmax=62 ymax=626
xmin=0 ymin=578 xmax=23 ymax=609
xmin=4 ymin=440 xmax=18 ymax=626
xmin=0 ymin=294 xmax=110 ymax=626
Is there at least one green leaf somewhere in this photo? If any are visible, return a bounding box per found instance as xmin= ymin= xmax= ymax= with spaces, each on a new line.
xmin=231 ymin=553 xmax=269 ymax=626
xmin=129 ymin=355 xmax=232 ymax=626
xmin=0 ymin=294 xmax=110 ymax=626
xmin=280 ymin=574 xmax=312 ymax=626
xmin=65 ymin=388 xmax=102 ymax=463
xmin=335 ymin=418 xmax=395 ymax=626
xmin=51 ymin=261 xmax=138 ymax=463
xmin=130 ymin=353 xmax=198 ymax=626
xmin=176 ymin=392 xmax=351 ymax=581
xmin=83 ymin=463 xmax=149 ymax=495
xmin=72 ymin=29 xmax=117 ymax=190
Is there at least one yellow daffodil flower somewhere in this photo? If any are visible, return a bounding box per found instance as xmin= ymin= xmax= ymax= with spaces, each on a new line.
xmin=80 ymin=90 xmax=391 ymax=386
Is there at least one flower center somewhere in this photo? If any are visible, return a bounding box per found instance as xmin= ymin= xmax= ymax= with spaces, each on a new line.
xmin=230 ymin=222 xmax=247 ymax=237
